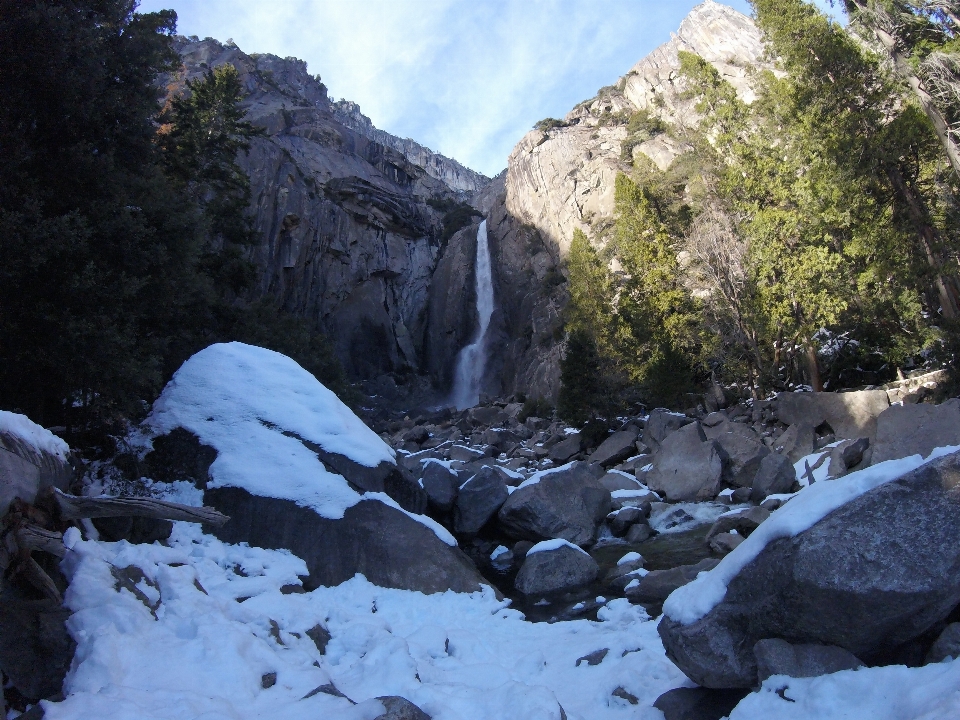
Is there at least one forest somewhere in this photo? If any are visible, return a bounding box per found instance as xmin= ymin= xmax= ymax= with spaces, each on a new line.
xmin=559 ymin=0 xmax=960 ymax=422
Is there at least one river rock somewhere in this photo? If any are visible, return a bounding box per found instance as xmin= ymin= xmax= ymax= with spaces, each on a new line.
xmin=642 ymin=409 xmax=693 ymax=453
xmin=705 ymin=507 xmax=769 ymax=542
xmin=589 ymin=430 xmax=640 ymax=467
xmin=625 ymin=521 xmax=654 ymax=543
xmin=753 ymin=639 xmax=863 ymax=682
xmin=514 ymin=542 xmax=599 ymax=596
xmin=420 ymin=461 xmax=458 ymax=513
xmin=872 ymin=399 xmax=960 ymax=465
xmin=750 ymin=453 xmax=796 ymax=502
xmin=711 ymin=429 xmax=769 ymax=488
xmin=708 ymin=532 xmax=744 ymax=556
xmin=454 ymin=466 xmax=510 ymax=535
xmin=207 ymin=487 xmax=485 ymax=594
xmin=645 ymin=423 xmax=724 ymax=502
xmin=626 ymin=558 xmax=720 ymax=606
xmin=497 ymin=462 xmax=611 ymax=546
xmin=609 ymin=506 xmax=644 ymax=536
xmin=658 ymin=450 xmax=960 ymax=688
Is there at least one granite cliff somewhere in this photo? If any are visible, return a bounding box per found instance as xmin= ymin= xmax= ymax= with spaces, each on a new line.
xmin=170 ymin=1 xmax=769 ymax=406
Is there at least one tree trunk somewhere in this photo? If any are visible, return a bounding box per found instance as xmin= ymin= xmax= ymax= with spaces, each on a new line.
xmin=805 ymin=342 xmax=824 ymax=392
xmin=886 ymin=164 xmax=960 ymax=318
xmin=847 ymin=1 xmax=960 ymax=179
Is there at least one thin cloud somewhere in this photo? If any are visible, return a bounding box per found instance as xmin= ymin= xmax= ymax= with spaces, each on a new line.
xmin=137 ymin=0 xmax=840 ymax=176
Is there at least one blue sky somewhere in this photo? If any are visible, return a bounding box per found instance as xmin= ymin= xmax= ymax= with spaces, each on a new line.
xmin=138 ymin=0 xmax=842 ymax=177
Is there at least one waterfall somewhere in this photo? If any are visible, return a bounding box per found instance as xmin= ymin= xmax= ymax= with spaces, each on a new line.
xmin=450 ymin=220 xmax=494 ymax=410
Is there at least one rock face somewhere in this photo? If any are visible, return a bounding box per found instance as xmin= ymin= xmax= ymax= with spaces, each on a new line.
xmin=646 ymin=423 xmax=724 ymax=502
xmin=207 ymin=487 xmax=485 ymax=594
xmin=497 ymin=463 xmax=611 ymax=546
xmin=872 ymin=399 xmax=960 ymax=465
xmin=504 ymin=1 xmax=767 ymax=256
xmin=658 ymin=450 xmax=960 ymax=688
xmin=168 ymin=38 xmax=489 ymax=385
xmin=514 ymin=543 xmax=600 ymax=596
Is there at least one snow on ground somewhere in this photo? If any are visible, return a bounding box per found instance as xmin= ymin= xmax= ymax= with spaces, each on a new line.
xmin=729 ymin=660 xmax=960 ymax=720
xmin=0 ymin=409 xmax=69 ymax=459
xmin=664 ymin=445 xmax=960 ymax=625
xmin=145 ymin=342 xmax=395 ymax=520
xmin=45 ymin=523 xmax=686 ymax=720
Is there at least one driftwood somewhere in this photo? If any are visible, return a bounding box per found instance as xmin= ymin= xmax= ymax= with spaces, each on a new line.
xmin=16 ymin=525 xmax=65 ymax=558
xmin=52 ymin=489 xmax=228 ymax=527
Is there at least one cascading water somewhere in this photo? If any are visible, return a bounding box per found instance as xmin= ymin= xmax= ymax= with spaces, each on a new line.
xmin=450 ymin=220 xmax=494 ymax=410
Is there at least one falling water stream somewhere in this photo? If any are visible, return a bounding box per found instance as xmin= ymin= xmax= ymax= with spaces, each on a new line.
xmin=451 ymin=220 xmax=493 ymax=410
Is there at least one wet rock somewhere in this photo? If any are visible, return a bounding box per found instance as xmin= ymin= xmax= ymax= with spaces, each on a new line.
xmin=658 ymin=450 xmax=960 ymax=688
xmin=627 ymin=558 xmax=720 ymax=606
xmin=750 ymin=453 xmax=796 ymax=502
xmin=420 ymin=462 xmax=458 ymax=513
xmin=643 ymin=409 xmax=693 ymax=453
xmin=514 ymin=542 xmax=599 ymax=596
xmin=925 ymin=623 xmax=960 ymax=664
xmin=609 ymin=506 xmax=644 ymax=536
xmin=589 ymin=430 xmax=640 ymax=468
xmin=705 ymin=507 xmax=769 ymax=542
xmin=498 ymin=462 xmax=611 ymax=546
xmin=454 ymin=466 xmax=510 ymax=535
xmin=709 ymin=532 xmax=744 ymax=556
xmin=624 ymin=521 xmax=654 ymax=543
xmin=646 ymin=423 xmax=724 ymax=502
xmin=753 ymin=638 xmax=863 ymax=682
xmin=872 ymin=399 xmax=960 ymax=465
xmin=653 ymin=687 xmax=749 ymax=720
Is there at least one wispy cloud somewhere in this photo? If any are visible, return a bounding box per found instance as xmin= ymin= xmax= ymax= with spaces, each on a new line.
xmin=138 ymin=0 xmax=841 ymax=176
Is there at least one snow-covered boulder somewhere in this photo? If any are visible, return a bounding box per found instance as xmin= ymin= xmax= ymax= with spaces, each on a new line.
xmin=514 ymin=540 xmax=599 ymax=596
xmin=658 ymin=448 xmax=960 ymax=688
xmin=0 ymin=410 xmax=72 ymax=516
xmin=147 ymin=343 xmax=485 ymax=594
xmin=497 ymin=462 xmax=611 ymax=546
xmin=645 ymin=423 xmax=724 ymax=502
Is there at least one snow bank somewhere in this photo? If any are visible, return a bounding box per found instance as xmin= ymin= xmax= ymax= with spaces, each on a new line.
xmin=729 ymin=658 xmax=960 ymax=720
xmin=527 ymin=539 xmax=590 ymax=557
xmin=0 ymin=409 xmax=69 ymax=459
xmin=47 ymin=524 xmax=686 ymax=720
xmin=146 ymin=343 xmax=395 ymax=519
xmin=664 ymin=446 xmax=960 ymax=625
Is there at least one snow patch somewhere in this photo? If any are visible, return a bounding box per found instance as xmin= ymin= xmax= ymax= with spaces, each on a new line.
xmin=527 ymin=539 xmax=590 ymax=557
xmin=0 ymin=409 xmax=69 ymax=459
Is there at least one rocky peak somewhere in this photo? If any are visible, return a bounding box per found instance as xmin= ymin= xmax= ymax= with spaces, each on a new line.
xmin=332 ymin=99 xmax=491 ymax=194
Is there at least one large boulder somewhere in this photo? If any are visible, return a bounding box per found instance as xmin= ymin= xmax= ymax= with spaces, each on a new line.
xmin=774 ymin=390 xmax=889 ymax=444
xmin=208 ymin=487 xmax=484 ymax=593
xmin=772 ymin=422 xmax=816 ymax=463
xmin=626 ymin=558 xmax=720 ymax=606
xmin=872 ymin=399 xmax=960 ymax=465
xmin=749 ymin=453 xmax=797 ymax=502
xmin=497 ymin=462 xmax=611 ymax=546
xmin=643 ymin=409 xmax=693 ymax=453
xmin=549 ymin=433 xmax=583 ymax=463
xmin=658 ymin=450 xmax=960 ymax=688
xmin=710 ymin=428 xmax=769 ymax=488
xmin=0 ymin=411 xmax=72 ymax=516
xmin=646 ymin=423 xmax=724 ymax=502
xmin=589 ymin=429 xmax=640 ymax=468
xmin=514 ymin=540 xmax=599 ymax=596
xmin=453 ymin=466 xmax=510 ymax=535
xmin=148 ymin=343 xmax=486 ymax=595
xmin=420 ymin=461 xmax=459 ymax=513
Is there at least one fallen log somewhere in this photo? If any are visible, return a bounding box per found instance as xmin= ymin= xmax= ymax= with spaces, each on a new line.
xmin=52 ymin=489 xmax=228 ymax=527
xmin=16 ymin=525 xmax=65 ymax=558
